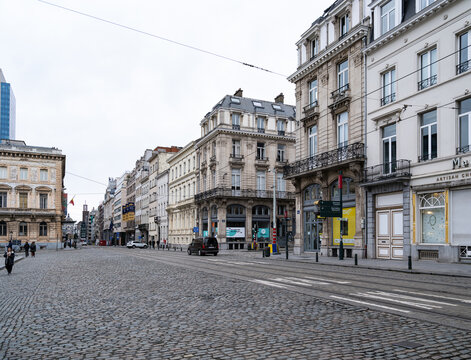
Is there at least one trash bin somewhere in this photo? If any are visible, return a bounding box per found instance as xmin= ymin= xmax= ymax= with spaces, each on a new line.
xmin=264 ymin=247 xmax=270 ymax=257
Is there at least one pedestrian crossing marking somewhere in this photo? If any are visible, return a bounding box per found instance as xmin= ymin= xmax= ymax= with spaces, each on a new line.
xmin=304 ymin=275 xmax=351 ymax=284
xmin=393 ymin=289 xmax=471 ymax=304
xmin=250 ymin=279 xmax=292 ymax=289
xmin=372 ymin=291 xmax=457 ymax=307
xmin=330 ymin=295 xmax=411 ymax=313
xmin=351 ymin=292 xmax=442 ymax=310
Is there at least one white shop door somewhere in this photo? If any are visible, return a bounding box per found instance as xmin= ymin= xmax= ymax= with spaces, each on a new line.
xmin=376 ymin=209 xmax=403 ymax=259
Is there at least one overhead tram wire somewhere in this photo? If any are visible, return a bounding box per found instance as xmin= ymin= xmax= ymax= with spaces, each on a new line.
xmin=37 ymin=0 xmax=287 ymax=78
xmin=66 ymin=172 xmax=108 ymax=186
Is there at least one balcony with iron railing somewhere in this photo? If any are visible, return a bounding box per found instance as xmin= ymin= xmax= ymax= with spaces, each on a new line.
xmin=229 ymin=153 xmax=244 ymax=163
xmin=284 ymin=142 xmax=365 ymax=178
xmin=195 ymin=187 xmax=296 ymax=202
xmin=456 ymin=145 xmax=470 ymax=154
xmin=232 ymin=124 xmax=240 ymax=130
xmin=418 ymin=152 xmax=437 ymax=163
xmin=363 ymin=159 xmax=411 ymax=184
xmin=456 ymin=60 xmax=470 ymax=75
xmin=257 ymin=128 xmax=265 ymax=134
xmin=277 ymin=130 xmax=285 ymax=136
xmin=255 ymin=155 xmax=269 ymax=162
xmin=418 ymin=74 xmax=437 ymax=91
xmin=331 ymin=84 xmax=349 ymax=98
xmin=380 ymin=93 xmax=396 ymax=106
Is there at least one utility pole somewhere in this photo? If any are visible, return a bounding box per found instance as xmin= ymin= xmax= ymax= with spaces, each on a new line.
xmin=339 ymin=171 xmax=344 ymax=260
xmin=272 ymin=168 xmax=277 ymax=253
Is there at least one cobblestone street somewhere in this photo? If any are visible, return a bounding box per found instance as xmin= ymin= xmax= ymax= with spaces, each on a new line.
xmin=1 ymin=248 xmax=471 ymax=359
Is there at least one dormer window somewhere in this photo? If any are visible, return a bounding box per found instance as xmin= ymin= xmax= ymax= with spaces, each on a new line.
xmin=253 ymin=101 xmax=263 ymax=108
xmin=272 ymin=104 xmax=282 ymax=111
xmin=381 ymin=1 xmax=395 ymax=35
xmin=418 ymin=0 xmax=436 ymax=11
xmin=231 ymin=97 xmax=241 ymax=104
xmin=340 ymin=14 xmax=349 ymax=38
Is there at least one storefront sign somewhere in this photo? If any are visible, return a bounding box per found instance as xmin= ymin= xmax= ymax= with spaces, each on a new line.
xmin=436 ymin=170 xmax=471 ymax=182
xmin=333 ymin=207 xmax=356 ymax=246
xmin=226 ymin=227 xmax=245 ymax=238
xmin=203 ymin=230 xmax=209 ymax=237
xmin=257 ymin=228 xmax=269 ymax=238
xmin=452 ymin=156 xmax=470 ymax=170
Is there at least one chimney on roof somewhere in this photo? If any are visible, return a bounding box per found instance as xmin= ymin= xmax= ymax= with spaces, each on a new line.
xmin=275 ymin=93 xmax=284 ymax=104
xmin=234 ymin=88 xmax=243 ymax=97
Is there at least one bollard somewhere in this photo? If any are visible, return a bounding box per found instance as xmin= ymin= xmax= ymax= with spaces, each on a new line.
xmin=339 ymin=240 xmax=344 ymax=260
xmin=408 ymin=255 xmax=412 ymax=270
xmin=316 ymin=252 xmax=318 ymax=263
xmin=181 ymin=247 xmax=183 ymax=252
xmin=354 ymin=253 xmax=358 ymax=266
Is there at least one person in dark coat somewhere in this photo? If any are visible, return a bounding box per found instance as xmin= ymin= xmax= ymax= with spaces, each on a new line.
xmin=30 ymin=241 xmax=36 ymax=257
xmin=23 ymin=241 xmax=30 ymax=257
xmin=4 ymin=246 xmax=15 ymax=275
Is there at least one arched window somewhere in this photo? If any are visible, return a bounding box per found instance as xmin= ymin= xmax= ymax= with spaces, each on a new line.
xmin=19 ymin=222 xmax=27 ymax=236
xmin=227 ymin=204 xmax=245 ymax=216
xmin=0 ymin=221 xmax=6 ymax=236
xmin=202 ymin=207 xmax=208 ymax=219
xmin=211 ymin=205 xmax=217 ymax=218
xmin=39 ymin=222 xmax=47 ymax=237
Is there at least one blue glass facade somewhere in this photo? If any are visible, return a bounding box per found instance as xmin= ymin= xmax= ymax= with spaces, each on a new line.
xmin=0 ymin=82 xmax=15 ymax=140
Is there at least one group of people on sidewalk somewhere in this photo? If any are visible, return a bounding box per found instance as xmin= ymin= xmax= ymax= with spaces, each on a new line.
xmin=3 ymin=240 xmax=36 ymax=275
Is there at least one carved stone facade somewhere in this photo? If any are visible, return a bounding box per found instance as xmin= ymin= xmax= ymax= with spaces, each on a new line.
xmin=287 ymin=0 xmax=368 ymax=258
xmin=0 ymin=140 xmax=65 ymax=249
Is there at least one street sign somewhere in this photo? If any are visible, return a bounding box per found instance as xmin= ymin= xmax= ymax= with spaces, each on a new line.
xmin=193 ymin=227 xmax=199 ymax=233
xmin=318 ymin=200 xmax=342 ymax=217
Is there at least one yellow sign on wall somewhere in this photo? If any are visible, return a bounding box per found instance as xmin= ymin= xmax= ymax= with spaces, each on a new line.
xmin=333 ymin=207 xmax=356 ymax=246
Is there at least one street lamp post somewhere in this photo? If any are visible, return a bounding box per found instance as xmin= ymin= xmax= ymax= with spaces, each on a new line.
xmin=272 ymin=168 xmax=277 ymax=253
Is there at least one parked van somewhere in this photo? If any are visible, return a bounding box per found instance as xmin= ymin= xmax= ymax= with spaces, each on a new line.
xmin=187 ymin=237 xmax=219 ymax=256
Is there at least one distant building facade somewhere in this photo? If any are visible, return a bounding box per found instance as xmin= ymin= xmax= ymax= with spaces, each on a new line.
xmin=195 ymin=90 xmax=296 ymax=250
xmin=0 ymin=140 xmax=65 ymax=248
xmin=0 ymin=70 xmax=16 ymax=140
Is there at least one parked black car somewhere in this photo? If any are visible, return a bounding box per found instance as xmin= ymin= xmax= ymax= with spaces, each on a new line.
xmin=187 ymin=237 xmax=219 ymax=256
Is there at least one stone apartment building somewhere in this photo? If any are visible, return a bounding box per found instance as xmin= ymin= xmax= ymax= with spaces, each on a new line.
xmin=167 ymin=141 xmax=197 ymax=246
xmin=112 ymin=172 xmax=128 ymax=245
xmin=123 ymin=168 xmax=136 ymax=242
xmin=363 ymin=0 xmax=471 ymax=262
xmin=0 ymin=140 xmax=65 ymax=249
xmin=148 ymin=146 xmax=180 ymax=246
xmin=134 ymin=150 xmax=153 ymax=244
xmin=194 ymin=90 xmax=296 ymax=250
xmin=285 ymin=0 xmax=369 ymax=257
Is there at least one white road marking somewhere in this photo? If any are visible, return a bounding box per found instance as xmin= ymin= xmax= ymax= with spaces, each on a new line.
xmin=351 ymin=292 xmax=440 ymax=310
xmin=304 ymin=276 xmax=351 ymax=284
xmin=250 ymin=279 xmax=291 ymax=289
xmin=330 ymin=295 xmax=410 ymax=313
xmin=286 ymin=277 xmax=330 ymax=285
xmin=394 ymin=289 xmax=471 ymax=304
xmin=273 ymin=277 xmax=314 ymax=286
xmin=372 ymin=291 xmax=457 ymax=306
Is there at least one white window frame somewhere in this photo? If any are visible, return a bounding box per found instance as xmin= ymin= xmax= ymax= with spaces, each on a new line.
xmin=257 ymin=142 xmax=265 ymax=159
xmin=277 ymin=119 xmax=285 ymax=132
xmin=277 ymin=173 xmax=286 ymax=192
xmin=309 ymin=79 xmax=318 ymax=106
xmin=418 ymin=0 xmax=436 ymax=11
xmin=419 ymin=48 xmax=437 ymax=90
xmin=337 ymin=112 xmax=349 ymax=147
xmin=232 ymin=113 xmax=240 ymax=126
xmin=20 ymin=168 xmax=28 ymax=180
xmin=382 ymin=124 xmax=397 ymax=174
xmin=380 ymin=1 xmax=395 ymax=35
xmin=420 ymin=110 xmax=438 ymax=161
xmin=232 ymin=140 xmax=241 ymax=156
xmin=458 ymin=30 xmax=470 ymax=74
xmin=231 ymin=169 xmax=241 ymax=195
xmin=418 ymin=191 xmax=445 ymax=244
xmin=0 ymin=167 xmax=6 ymax=179
xmin=308 ymin=125 xmax=318 ymax=157
xmin=458 ymin=98 xmax=471 ymax=152
xmin=39 ymin=193 xmax=48 ymax=209
xmin=311 ymin=38 xmax=319 ymax=58
xmin=340 ymin=14 xmax=349 ymax=37
xmin=338 ymin=60 xmax=349 ymax=91
xmin=0 ymin=192 xmax=7 ymax=208
xmin=257 ymin=117 xmax=265 ymax=131
xmin=256 ymin=171 xmax=266 ymax=191
xmin=277 ymin=144 xmax=286 ymax=162
xmin=381 ymin=68 xmax=396 ymax=105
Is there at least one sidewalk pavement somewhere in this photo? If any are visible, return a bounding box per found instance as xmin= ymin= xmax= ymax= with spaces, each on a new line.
xmin=220 ymin=249 xmax=471 ymax=278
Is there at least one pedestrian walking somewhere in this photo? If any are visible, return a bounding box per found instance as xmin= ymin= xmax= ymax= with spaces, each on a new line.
xmin=24 ymin=241 xmax=30 ymax=257
xmin=30 ymin=241 xmax=36 ymax=257
xmin=4 ymin=246 xmax=15 ymax=275
xmin=152 ymin=240 xmax=155 ymax=249
xmin=157 ymin=239 xmax=160 ymax=250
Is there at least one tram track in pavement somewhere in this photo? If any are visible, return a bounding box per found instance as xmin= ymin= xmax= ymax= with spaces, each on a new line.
xmin=111 ymin=248 xmax=471 ymax=331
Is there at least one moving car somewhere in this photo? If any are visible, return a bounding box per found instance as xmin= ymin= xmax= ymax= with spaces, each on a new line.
xmin=187 ymin=237 xmax=218 ymax=256
xmin=126 ymin=240 xmax=148 ymax=249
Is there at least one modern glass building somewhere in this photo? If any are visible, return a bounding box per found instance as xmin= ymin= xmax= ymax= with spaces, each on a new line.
xmin=0 ymin=69 xmax=16 ymax=140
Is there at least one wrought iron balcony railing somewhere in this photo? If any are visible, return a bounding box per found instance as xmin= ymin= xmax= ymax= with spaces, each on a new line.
xmin=418 ymin=152 xmax=437 ymax=162
xmin=303 ymin=101 xmax=318 ymax=113
xmin=456 ymin=145 xmax=470 ymax=154
xmin=232 ymin=124 xmax=240 ymax=130
xmin=331 ymin=84 xmax=349 ymax=98
xmin=284 ymin=142 xmax=365 ymax=178
xmin=210 ymin=155 xmax=216 ymax=163
xmin=456 ymin=60 xmax=470 ymax=75
xmin=195 ymin=187 xmax=296 ymax=202
xmin=229 ymin=153 xmax=244 ymax=161
xmin=380 ymin=93 xmax=396 ymax=106
xmin=363 ymin=159 xmax=411 ymax=183
xmin=257 ymin=128 xmax=265 ymax=133
xmin=418 ymin=74 xmax=437 ymax=90
xmin=278 ymin=130 xmax=285 ymax=136
xmin=255 ymin=155 xmax=268 ymax=161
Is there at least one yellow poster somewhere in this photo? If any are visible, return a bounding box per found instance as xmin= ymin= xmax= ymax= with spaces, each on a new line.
xmin=333 ymin=207 xmax=356 ymax=246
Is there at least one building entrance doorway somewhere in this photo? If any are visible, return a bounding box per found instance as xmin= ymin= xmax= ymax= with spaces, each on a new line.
xmin=376 ymin=209 xmax=403 ymax=259
xmin=304 ymin=211 xmax=321 ymax=252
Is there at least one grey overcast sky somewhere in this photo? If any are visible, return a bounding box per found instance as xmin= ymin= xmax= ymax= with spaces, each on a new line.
xmin=0 ymin=0 xmax=332 ymax=221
